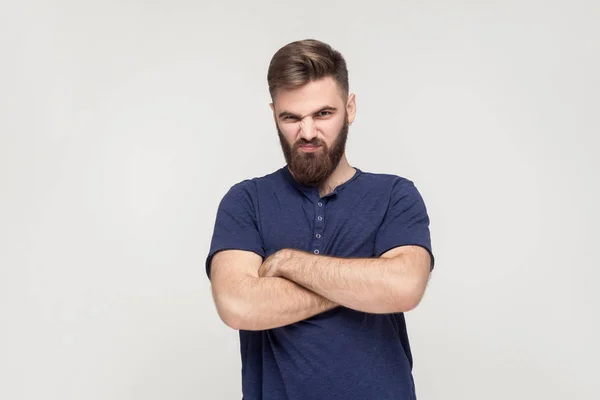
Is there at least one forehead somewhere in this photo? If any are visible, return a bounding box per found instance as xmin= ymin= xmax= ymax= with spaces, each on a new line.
xmin=273 ymin=77 xmax=346 ymax=113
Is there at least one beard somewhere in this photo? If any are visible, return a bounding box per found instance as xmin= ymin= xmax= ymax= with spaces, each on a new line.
xmin=277 ymin=115 xmax=349 ymax=187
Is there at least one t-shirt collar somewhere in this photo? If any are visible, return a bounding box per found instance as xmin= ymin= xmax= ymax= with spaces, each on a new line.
xmin=281 ymin=164 xmax=362 ymax=198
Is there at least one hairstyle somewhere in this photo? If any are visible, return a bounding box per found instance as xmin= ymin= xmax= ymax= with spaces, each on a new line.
xmin=267 ymin=39 xmax=349 ymax=101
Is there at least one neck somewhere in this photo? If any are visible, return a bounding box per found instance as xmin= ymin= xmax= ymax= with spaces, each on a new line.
xmin=319 ymin=154 xmax=355 ymax=197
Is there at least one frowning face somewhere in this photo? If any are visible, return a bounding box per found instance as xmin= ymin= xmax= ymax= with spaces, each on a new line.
xmin=271 ymin=76 xmax=355 ymax=186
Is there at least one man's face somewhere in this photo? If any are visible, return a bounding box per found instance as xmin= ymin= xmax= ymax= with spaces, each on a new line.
xmin=271 ymin=77 xmax=356 ymax=187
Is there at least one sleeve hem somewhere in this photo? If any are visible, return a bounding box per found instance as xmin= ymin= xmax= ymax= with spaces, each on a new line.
xmin=375 ymin=243 xmax=435 ymax=271
xmin=205 ymin=246 xmax=266 ymax=280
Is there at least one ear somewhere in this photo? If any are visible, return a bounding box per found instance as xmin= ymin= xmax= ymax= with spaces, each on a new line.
xmin=346 ymin=93 xmax=356 ymax=125
xmin=270 ymin=102 xmax=277 ymax=122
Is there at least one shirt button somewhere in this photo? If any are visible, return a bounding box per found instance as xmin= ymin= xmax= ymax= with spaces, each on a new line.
xmin=314 ymin=249 xmax=320 ymax=254
xmin=318 ymin=202 xmax=323 ymax=207
xmin=316 ymin=234 xmax=321 ymax=238
xmin=317 ymin=216 xmax=323 ymax=221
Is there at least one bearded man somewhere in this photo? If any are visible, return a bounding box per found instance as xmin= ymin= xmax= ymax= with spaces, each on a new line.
xmin=206 ymin=38 xmax=435 ymax=400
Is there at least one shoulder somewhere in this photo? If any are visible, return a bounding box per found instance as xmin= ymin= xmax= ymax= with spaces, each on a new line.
xmin=355 ymin=169 xmax=418 ymax=194
xmin=220 ymin=167 xmax=287 ymax=203
xmin=354 ymin=170 xmax=429 ymax=214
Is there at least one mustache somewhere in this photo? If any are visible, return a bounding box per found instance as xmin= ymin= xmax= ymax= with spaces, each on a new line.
xmin=294 ymin=138 xmax=325 ymax=148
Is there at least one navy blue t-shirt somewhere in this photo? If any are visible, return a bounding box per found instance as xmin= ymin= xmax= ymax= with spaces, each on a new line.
xmin=206 ymin=165 xmax=434 ymax=400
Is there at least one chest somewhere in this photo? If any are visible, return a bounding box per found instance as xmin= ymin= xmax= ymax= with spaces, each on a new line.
xmin=256 ymin=190 xmax=388 ymax=258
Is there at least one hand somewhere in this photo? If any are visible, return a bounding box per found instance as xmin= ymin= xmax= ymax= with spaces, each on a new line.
xmin=258 ymin=248 xmax=302 ymax=278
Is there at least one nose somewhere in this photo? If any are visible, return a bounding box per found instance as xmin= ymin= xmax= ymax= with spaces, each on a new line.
xmin=298 ymin=118 xmax=318 ymax=141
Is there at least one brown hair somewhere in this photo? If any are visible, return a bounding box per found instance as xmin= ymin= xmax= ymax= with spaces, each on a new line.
xmin=267 ymin=39 xmax=349 ymax=101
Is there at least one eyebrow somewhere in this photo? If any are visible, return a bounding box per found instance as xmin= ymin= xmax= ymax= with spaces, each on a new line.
xmin=278 ymin=106 xmax=338 ymax=119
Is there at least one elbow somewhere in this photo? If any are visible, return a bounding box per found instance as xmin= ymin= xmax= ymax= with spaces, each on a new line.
xmin=387 ymin=278 xmax=427 ymax=313
xmin=215 ymin=294 xmax=268 ymax=331
xmin=218 ymin=309 xmax=244 ymax=330
xmin=373 ymin=295 xmax=421 ymax=314
xmin=221 ymin=309 xmax=264 ymax=331
xmin=396 ymin=291 xmax=424 ymax=312
xmin=214 ymin=293 xmax=249 ymax=330
xmin=365 ymin=292 xmax=423 ymax=314
xmin=374 ymin=293 xmax=421 ymax=314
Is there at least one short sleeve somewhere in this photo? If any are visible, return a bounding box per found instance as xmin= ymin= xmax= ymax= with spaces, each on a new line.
xmin=374 ymin=178 xmax=435 ymax=269
xmin=205 ymin=181 xmax=265 ymax=279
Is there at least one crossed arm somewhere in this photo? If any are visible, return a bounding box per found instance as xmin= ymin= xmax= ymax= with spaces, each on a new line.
xmin=209 ymin=246 xmax=431 ymax=331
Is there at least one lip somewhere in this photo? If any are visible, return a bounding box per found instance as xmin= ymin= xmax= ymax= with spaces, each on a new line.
xmin=299 ymin=144 xmax=321 ymax=152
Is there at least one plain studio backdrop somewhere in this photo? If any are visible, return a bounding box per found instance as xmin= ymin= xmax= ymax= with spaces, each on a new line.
xmin=1 ymin=1 xmax=598 ymax=399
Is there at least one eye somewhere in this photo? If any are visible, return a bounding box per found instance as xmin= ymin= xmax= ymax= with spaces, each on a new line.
xmin=283 ymin=115 xmax=298 ymax=121
xmin=318 ymin=110 xmax=332 ymax=117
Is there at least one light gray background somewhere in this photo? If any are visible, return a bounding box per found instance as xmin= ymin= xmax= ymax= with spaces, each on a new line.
xmin=1 ymin=1 xmax=598 ymax=399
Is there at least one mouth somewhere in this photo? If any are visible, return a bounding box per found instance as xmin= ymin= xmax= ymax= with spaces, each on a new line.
xmin=298 ymin=144 xmax=322 ymax=153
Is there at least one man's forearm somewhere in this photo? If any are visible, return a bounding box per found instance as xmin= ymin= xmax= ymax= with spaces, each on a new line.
xmin=277 ymin=250 xmax=428 ymax=314
xmin=218 ymin=274 xmax=337 ymax=331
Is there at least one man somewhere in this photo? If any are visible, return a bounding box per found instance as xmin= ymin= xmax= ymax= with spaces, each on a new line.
xmin=206 ymin=39 xmax=434 ymax=400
